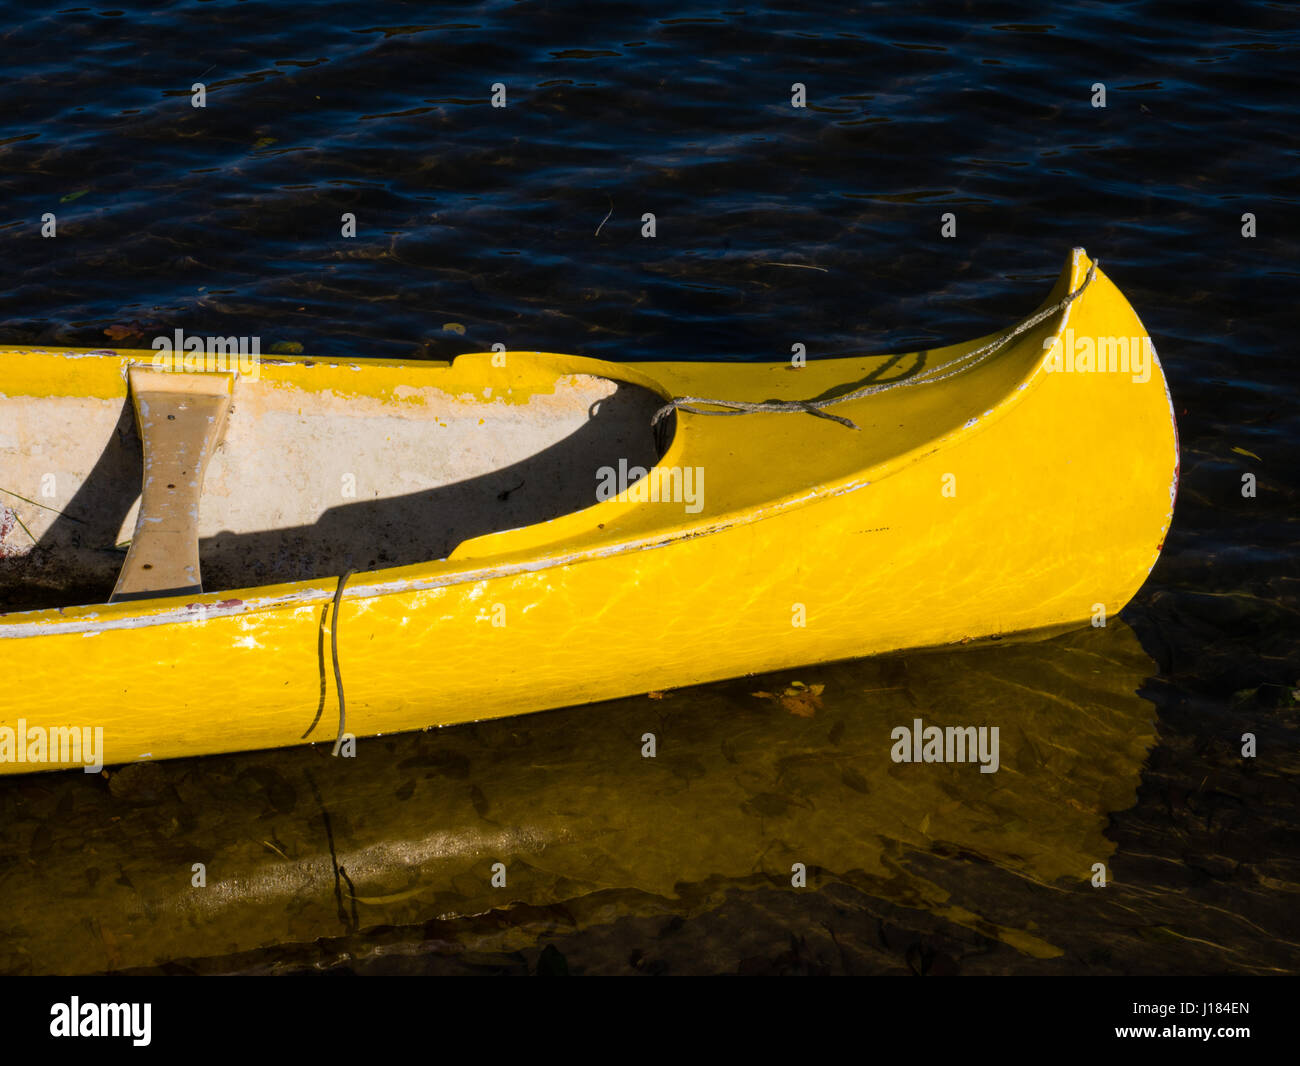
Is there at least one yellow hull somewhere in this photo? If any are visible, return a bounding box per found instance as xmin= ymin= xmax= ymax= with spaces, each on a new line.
xmin=0 ymin=248 xmax=1177 ymax=773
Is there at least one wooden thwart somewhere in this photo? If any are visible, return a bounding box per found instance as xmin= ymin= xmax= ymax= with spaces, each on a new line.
xmin=110 ymin=368 xmax=234 ymax=603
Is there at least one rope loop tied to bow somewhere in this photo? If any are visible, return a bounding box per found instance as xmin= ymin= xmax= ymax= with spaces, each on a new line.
xmin=651 ymin=260 xmax=1097 ymax=432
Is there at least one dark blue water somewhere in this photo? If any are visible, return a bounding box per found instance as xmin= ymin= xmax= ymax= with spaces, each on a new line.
xmin=0 ymin=0 xmax=1296 ymax=975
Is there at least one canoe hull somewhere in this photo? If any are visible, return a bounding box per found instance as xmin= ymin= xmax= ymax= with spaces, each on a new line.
xmin=0 ymin=249 xmax=1177 ymax=773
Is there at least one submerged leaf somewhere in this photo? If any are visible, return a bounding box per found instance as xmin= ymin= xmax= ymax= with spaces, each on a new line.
xmin=104 ymin=323 xmax=146 ymax=340
xmin=752 ymin=683 xmax=824 ymax=717
xmin=781 ymin=682 xmax=824 ymax=717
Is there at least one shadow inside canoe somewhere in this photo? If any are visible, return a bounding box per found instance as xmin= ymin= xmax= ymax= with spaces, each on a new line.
xmin=196 ymin=382 xmax=667 ymax=590
xmin=2 ymin=383 xmax=668 ymax=610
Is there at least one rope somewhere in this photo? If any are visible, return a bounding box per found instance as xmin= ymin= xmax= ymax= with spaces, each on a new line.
xmin=330 ymin=568 xmax=355 ymax=757
xmin=651 ymin=261 xmax=1097 ymax=431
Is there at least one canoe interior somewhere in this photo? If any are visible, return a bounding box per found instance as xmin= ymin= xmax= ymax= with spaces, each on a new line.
xmin=0 ymin=372 xmax=667 ymax=613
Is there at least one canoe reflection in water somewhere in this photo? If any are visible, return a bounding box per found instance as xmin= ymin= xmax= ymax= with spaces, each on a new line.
xmin=0 ymin=619 xmax=1158 ymax=974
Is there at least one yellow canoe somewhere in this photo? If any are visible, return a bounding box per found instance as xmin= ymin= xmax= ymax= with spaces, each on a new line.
xmin=0 ymin=247 xmax=1177 ymax=774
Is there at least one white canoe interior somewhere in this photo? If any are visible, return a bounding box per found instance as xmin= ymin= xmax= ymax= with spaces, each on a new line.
xmin=0 ymin=370 xmax=665 ymax=612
